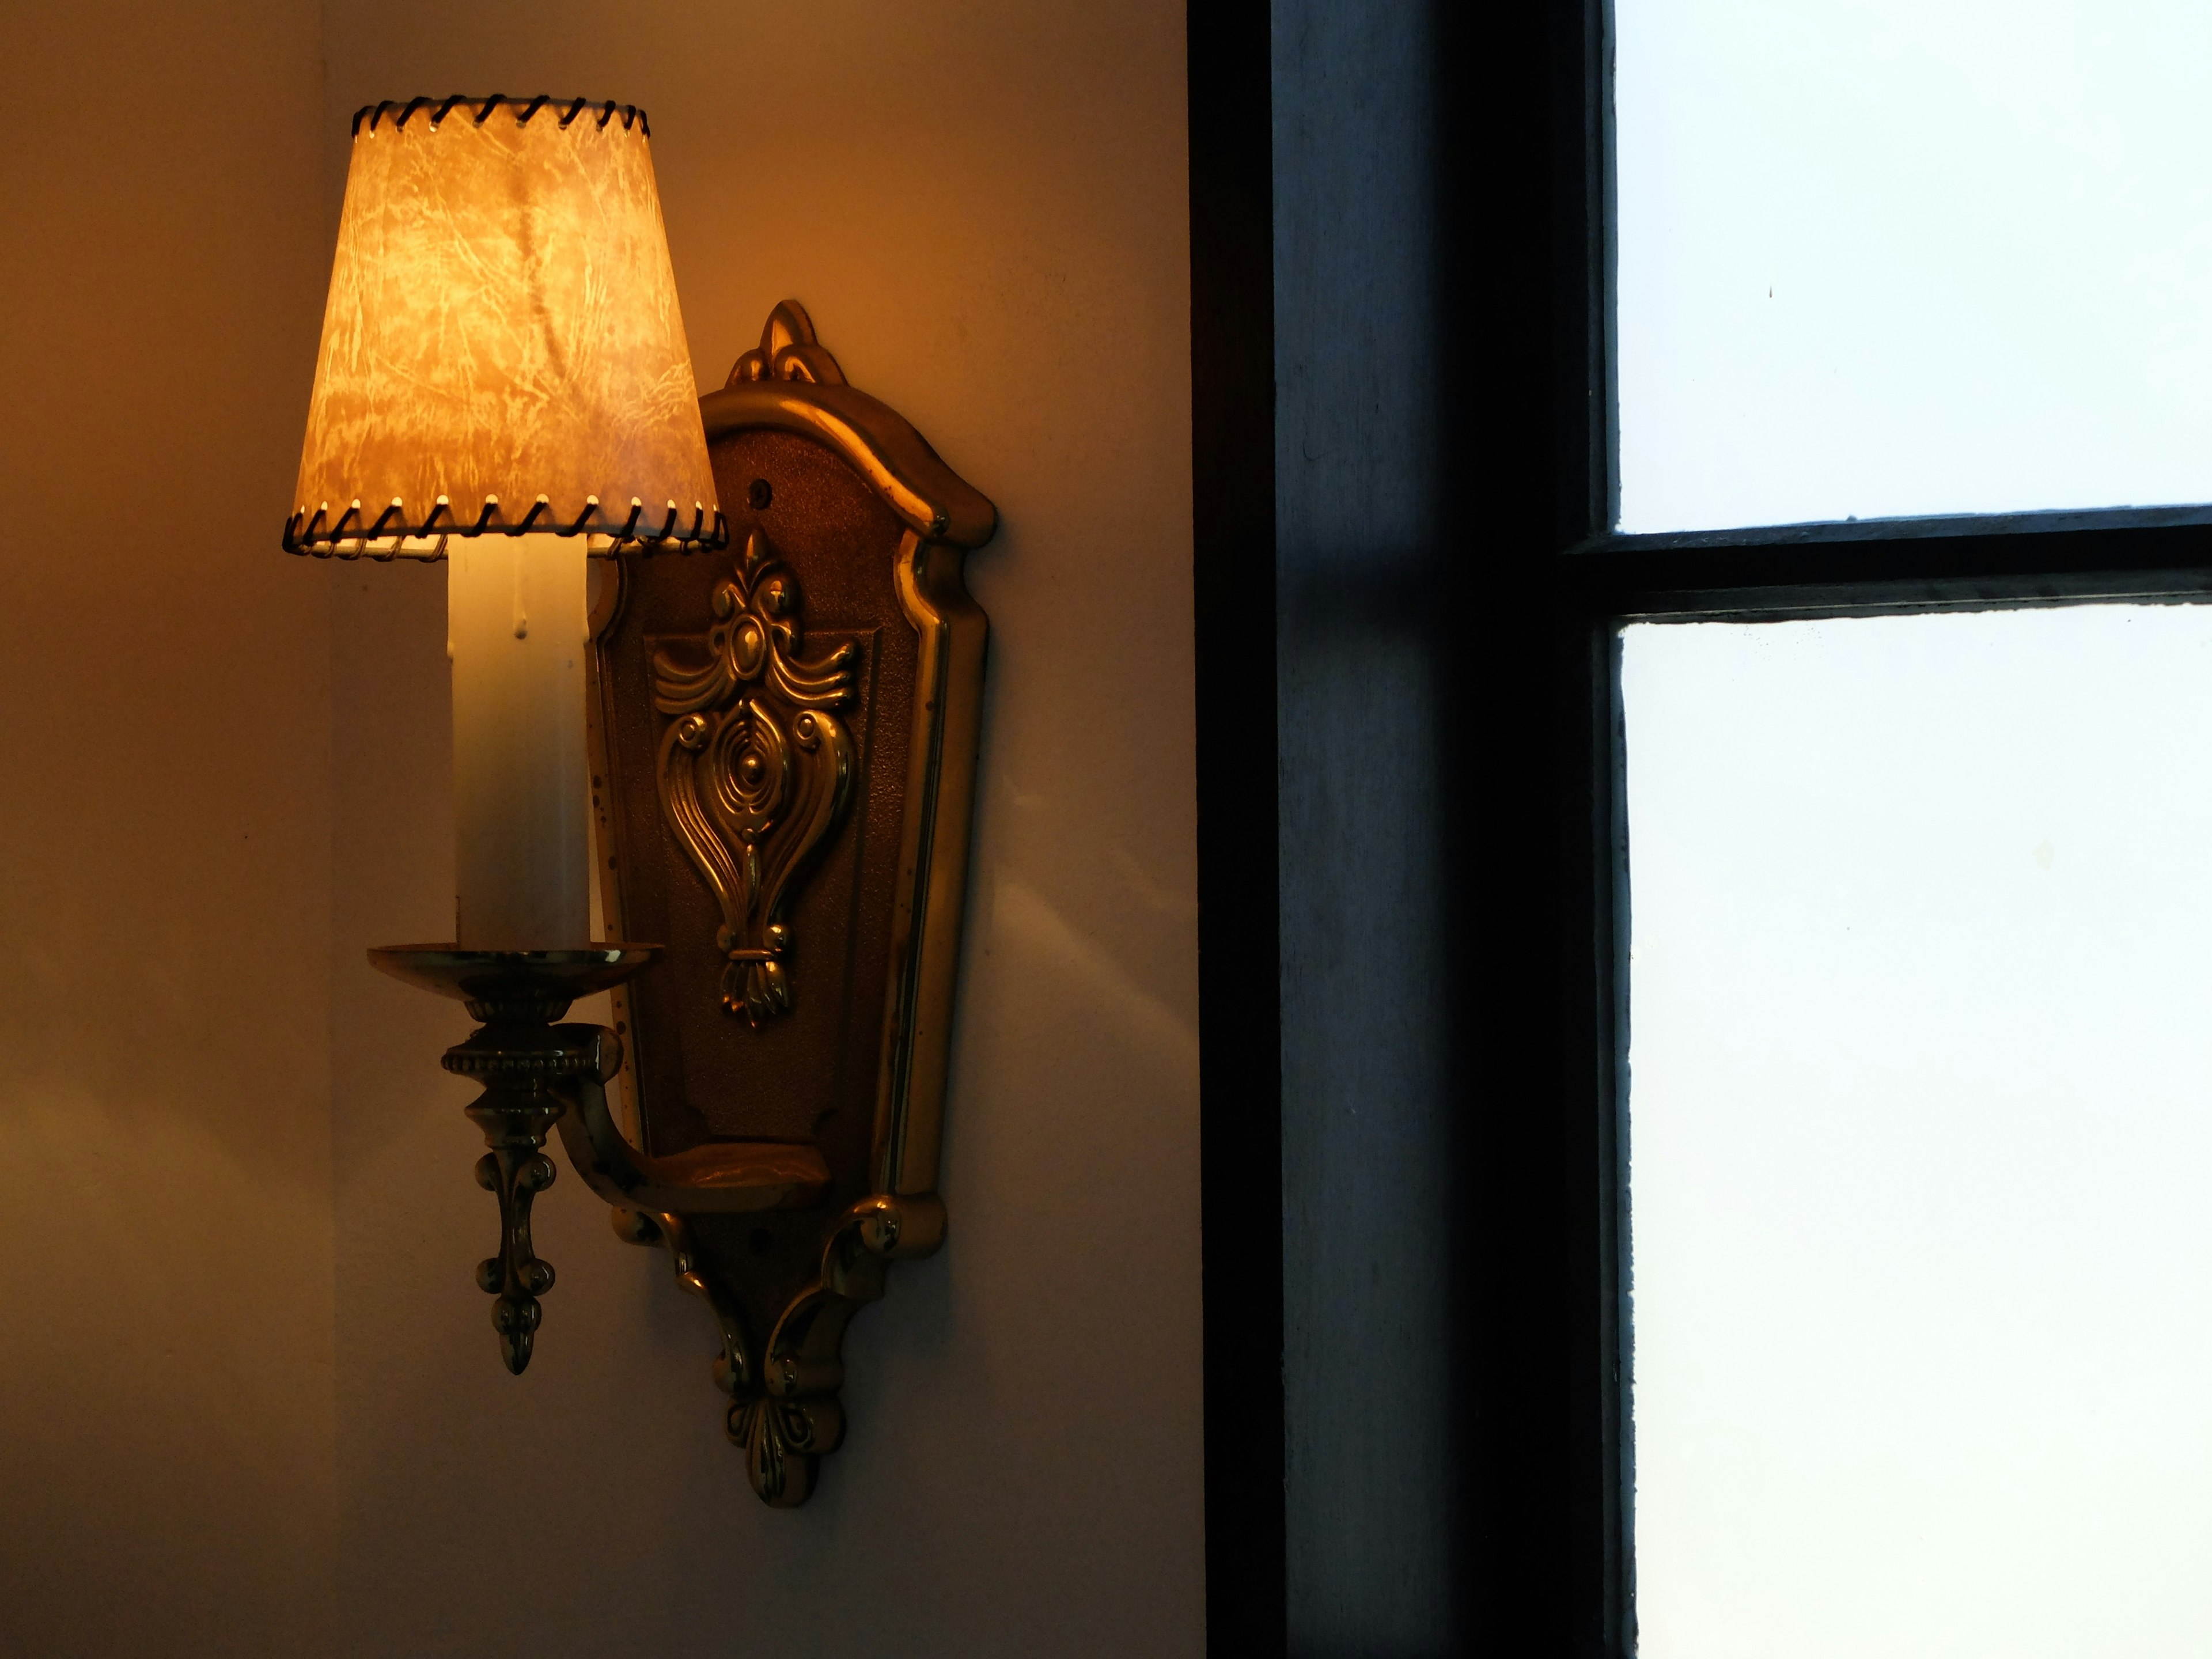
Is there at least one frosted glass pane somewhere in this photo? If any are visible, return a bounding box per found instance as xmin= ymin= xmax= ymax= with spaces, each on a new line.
xmin=1623 ymin=606 xmax=2212 ymax=1658
xmin=1616 ymin=1 xmax=2212 ymax=533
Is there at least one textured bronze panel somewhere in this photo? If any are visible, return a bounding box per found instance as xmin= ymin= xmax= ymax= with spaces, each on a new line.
xmin=582 ymin=301 xmax=993 ymax=1503
xmin=599 ymin=431 xmax=914 ymax=1154
xmin=593 ymin=431 xmax=918 ymax=1330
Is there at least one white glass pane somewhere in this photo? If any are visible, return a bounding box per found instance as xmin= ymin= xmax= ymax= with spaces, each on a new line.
xmin=1616 ymin=1 xmax=2212 ymax=533
xmin=1624 ymin=606 xmax=2212 ymax=1658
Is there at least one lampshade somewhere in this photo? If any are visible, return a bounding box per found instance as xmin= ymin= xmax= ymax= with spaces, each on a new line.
xmin=286 ymin=96 xmax=722 ymax=552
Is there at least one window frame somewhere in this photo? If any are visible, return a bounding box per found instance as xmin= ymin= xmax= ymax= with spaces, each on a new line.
xmin=1517 ymin=2 xmax=2212 ymax=1650
xmin=1190 ymin=0 xmax=2212 ymax=1650
xmin=1572 ymin=0 xmax=2212 ymax=1643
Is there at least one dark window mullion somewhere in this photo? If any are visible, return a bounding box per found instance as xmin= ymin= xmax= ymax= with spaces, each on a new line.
xmin=1189 ymin=0 xmax=1287 ymax=1646
xmin=1587 ymin=502 xmax=2212 ymax=556
xmin=1560 ymin=520 xmax=2212 ymax=625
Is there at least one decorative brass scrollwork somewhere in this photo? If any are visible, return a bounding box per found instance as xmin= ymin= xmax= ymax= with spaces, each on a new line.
xmin=446 ymin=1027 xmax=612 ymax=1373
xmin=566 ymin=301 xmax=994 ymax=1505
xmin=652 ymin=530 xmax=857 ymax=1022
xmin=612 ymin=1192 xmax=944 ymax=1506
xmin=725 ymin=1193 xmax=944 ymax=1506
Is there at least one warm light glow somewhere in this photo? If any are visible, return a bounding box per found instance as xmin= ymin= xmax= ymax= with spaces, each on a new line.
xmin=291 ymin=97 xmax=723 ymax=946
xmin=291 ymin=100 xmax=717 ymax=546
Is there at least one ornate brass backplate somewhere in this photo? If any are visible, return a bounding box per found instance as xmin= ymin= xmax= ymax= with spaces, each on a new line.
xmin=585 ymin=301 xmax=993 ymax=1505
xmin=652 ymin=531 xmax=859 ymax=1024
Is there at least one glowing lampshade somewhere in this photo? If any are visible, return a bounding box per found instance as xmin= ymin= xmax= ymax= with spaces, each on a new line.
xmin=290 ymin=95 xmax=724 ymax=948
xmin=286 ymin=95 xmax=721 ymax=551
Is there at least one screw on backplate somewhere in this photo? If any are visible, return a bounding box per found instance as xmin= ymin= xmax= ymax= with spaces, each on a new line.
xmin=748 ymin=478 xmax=773 ymax=510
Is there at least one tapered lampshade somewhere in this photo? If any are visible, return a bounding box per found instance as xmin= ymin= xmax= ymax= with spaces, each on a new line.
xmin=286 ymin=96 xmax=722 ymax=552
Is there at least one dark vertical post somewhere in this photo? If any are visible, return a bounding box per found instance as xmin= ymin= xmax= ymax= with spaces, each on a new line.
xmin=1438 ymin=0 xmax=1624 ymax=1653
xmin=1272 ymin=1 xmax=1457 ymax=1649
xmin=1193 ymin=0 xmax=1624 ymax=1647
xmin=1188 ymin=0 xmax=1288 ymax=1650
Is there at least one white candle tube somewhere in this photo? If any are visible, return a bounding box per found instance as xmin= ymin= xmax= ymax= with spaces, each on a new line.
xmin=449 ymin=531 xmax=590 ymax=948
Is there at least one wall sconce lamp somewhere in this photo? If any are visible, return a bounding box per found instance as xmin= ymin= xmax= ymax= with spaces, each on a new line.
xmin=289 ymin=95 xmax=994 ymax=1506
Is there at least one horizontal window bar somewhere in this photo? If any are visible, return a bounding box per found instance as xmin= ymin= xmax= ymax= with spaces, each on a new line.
xmin=1573 ymin=502 xmax=2212 ymax=556
xmin=1559 ymin=512 xmax=2212 ymax=622
xmin=1575 ymin=504 xmax=2212 ymax=562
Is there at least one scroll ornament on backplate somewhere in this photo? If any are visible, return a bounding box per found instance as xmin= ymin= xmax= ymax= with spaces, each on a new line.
xmin=652 ymin=529 xmax=857 ymax=1022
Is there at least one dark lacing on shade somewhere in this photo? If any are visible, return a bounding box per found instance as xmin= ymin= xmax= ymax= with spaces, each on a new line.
xmin=351 ymin=96 xmax=649 ymax=139
xmin=282 ymin=501 xmax=727 ymax=559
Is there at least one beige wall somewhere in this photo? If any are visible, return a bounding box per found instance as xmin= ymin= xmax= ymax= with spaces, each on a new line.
xmin=317 ymin=4 xmax=1202 ymax=1657
xmin=0 ymin=1 xmax=338 ymax=1654
xmin=2 ymin=0 xmax=1198 ymax=1652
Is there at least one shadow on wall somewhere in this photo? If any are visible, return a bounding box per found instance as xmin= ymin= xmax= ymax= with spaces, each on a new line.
xmin=0 ymin=0 xmax=340 ymax=1654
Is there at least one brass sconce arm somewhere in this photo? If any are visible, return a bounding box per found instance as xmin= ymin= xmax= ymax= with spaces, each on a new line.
xmin=368 ymin=946 xmax=832 ymax=1374
xmin=554 ymin=1068 xmax=829 ymax=1215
